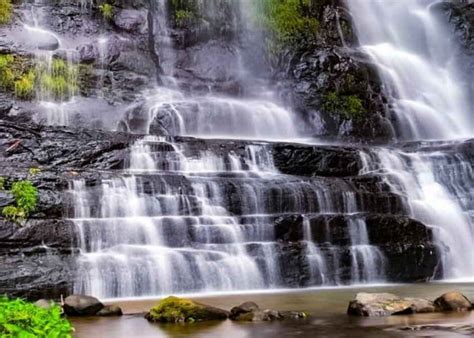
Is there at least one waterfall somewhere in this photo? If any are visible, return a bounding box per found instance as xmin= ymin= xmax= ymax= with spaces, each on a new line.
xmin=347 ymin=0 xmax=472 ymax=140
xmin=71 ymin=135 xmax=387 ymax=298
xmin=348 ymin=0 xmax=474 ymax=280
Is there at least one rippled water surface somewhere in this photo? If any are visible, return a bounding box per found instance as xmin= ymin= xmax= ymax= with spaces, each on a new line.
xmin=72 ymin=283 xmax=474 ymax=337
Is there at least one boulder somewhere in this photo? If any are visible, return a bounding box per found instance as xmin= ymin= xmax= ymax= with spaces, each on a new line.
xmin=434 ymin=291 xmax=472 ymax=312
xmin=113 ymin=9 xmax=147 ymax=33
xmin=63 ymin=295 xmax=104 ymax=316
xmin=347 ymin=293 xmax=436 ymax=317
xmin=96 ymin=305 xmax=123 ymax=316
xmin=34 ymin=299 xmax=53 ymax=310
xmin=145 ymin=296 xmax=229 ymax=323
xmin=229 ymin=302 xmax=307 ymax=322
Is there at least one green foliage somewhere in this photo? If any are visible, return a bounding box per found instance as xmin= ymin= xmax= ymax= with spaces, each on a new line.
xmin=0 ymin=177 xmax=5 ymax=190
xmin=252 ymin=0 xmax=319 ymax=47
xmin=324 ymin=91 xmax=365 ymax=120
xmin=0 ymin=0 xmax=12 ymax=25
xmin=38 ymin=58 xmax=77 ymax=100
xmin=2 ymin=180 xmax=38 ymax=224
xmin=0 ymin=297 xmax=73 ymax=337
xmin=14 ymin=70 xmax=35 ymax=99
xmin=175 ymin=9 xmax=194 ymax=27
xmin=0 ymin=54 xmax=15 ymax=90
xmin=99 ymin=3 xmax=114 ymax=20
xmin=148 ymin=296 xmax=205 ymax=323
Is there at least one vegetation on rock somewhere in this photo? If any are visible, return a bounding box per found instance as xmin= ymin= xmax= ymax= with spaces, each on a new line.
xmin=99 ymin=3 xmax=114 ymax=20
xmin=146 ymin=296 xmax=228 ymax=323
xmin=252 ymin=0 xmax=319 ymax=47
xmin=175 ymin=9 xmax=194 ymax=27
xmin=0 ymin=0 xmax=12 ymax=25
xmin=0 ymin=297 xmax=73 ymax=337
xmin=324 ymin=91 xmax=366 ymax=120
xmin=14 ymin=71 xmax=36 ymax=99
xmin=38 ymin=58 xmax=78 ymax=100
xmin=1 ymin=180 xmax=38 ymax=224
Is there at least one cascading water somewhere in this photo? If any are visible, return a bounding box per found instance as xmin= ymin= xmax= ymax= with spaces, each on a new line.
xmin=70 ymin=0 xmax=473 ymax=300
xmin=71 ymin=135 xmax=387 ymax=298
xmin=347 ymin=0 xmax=472 ymax=140
xmin=122 ymin=0 xmax=299 ymax=140
xmin=348 ymin=0 xmax=474 ymax=280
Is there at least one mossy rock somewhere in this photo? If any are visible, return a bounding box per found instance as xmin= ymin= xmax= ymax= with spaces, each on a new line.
xmin=145 ymin=296 xmax=229 ymax=323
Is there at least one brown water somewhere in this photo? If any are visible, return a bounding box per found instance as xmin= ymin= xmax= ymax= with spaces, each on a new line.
xmin=72 ymin=283 xmax=474 ymax=337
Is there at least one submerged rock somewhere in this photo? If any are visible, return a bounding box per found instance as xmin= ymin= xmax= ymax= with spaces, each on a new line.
xmin=145 ymin=296 xmax=229 ymax=323
xmin=229 ymin=301 xmax=307 ymax=322
xmin=63 ymin=295 xmax=104 ymax=316
xmin=434 ymin=292 xmax=473 ymax=312
xmin=347 ymin=293 xmax=436 ymax=317
xmin=96 ymin=305 xmax=123 ymax=316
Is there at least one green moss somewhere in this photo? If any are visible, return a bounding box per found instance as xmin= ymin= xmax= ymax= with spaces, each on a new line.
xmin=28 ymin=167 xmax=41 ymax=176
xmin=324 ymin=91 xmax=366 ymax=120
xmin=14 ymin=70 xmax=35 ymax=99
xmin=147 ymin=296 xmax=227 ymax=323
xmin=0 ymin=297 xmax=73 ymax=337
xmin=175 ymin=9 xmax=194 ymax=27
xmin=2 ymin=180 xmax=38 ymax=224
xmin=0 ymin=0 xmax=12 ymax=25
xmin=38 ymin=58 xmax=78 ymax=100
xmin=0 ymin=54 xmax=15 ymax=90
xmin=252 ymin=0 xmax=319 ymax=47
xmin=99 ymin=3 xmax=114 ymax=20
xmin=148 ymin=297 xmax=201 ymax=323
xmin=0 ymin=177 xmax=5 ymax=190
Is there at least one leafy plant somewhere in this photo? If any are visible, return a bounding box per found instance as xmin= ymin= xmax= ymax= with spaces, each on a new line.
xmin=0 ymin=297 xmax=73 ymax=337
xmin=0 ymin=177 xmax=5 ymax=190
xmin=0 ymin=0 xmax=12 ymax=25
xmin=324 ymin=91 xmax=366 ymax=120
xmin=99 ymin=3 xmax=114 ymax=20
xmin=2 ymin=180 xmax=38 ymax=224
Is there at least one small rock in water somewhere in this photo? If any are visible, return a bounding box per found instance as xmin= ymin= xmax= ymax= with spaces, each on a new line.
xmin=63 ymin=295 xmax=104 ymax=316
xmin=96 ymin=305 xmax=123 ymax=316
xmin=434 ymin=291 xmax=473 ymax=312
xmin=230 ymin=302 xmax=307 ymax=322
xmin=347 ymin=293 xmax=436 ymax=317
xmin=145 ymin=296 xmax=229 ymax=323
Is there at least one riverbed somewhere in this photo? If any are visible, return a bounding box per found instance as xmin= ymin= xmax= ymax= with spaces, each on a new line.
xmin=71 ymin=282 xmax=474 ymax=337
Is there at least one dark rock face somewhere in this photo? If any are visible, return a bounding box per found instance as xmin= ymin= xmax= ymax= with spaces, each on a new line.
xmin=0 ymin=120 xmax=137 ymax=299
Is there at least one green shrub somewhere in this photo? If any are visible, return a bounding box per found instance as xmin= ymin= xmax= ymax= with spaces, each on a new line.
xmin=2 ymin=180 xmax=38 ymax=224
xmin=252 ymin=0 xmax=319 ymax=47
xmin=0 ymin=297 xmax=73 ymax=337
xmin=0 ymin=54 xmax=14 ymax=90
xmin=0 ymin=0 xmax=12 ymax=25
xmin=175 ymin=9 xmax=194 ymax=27
xmin=14 ymin=70 xmax=35 ymax=99
xmin=324 ymin=91 xmax=366 ymax=120
xmin=99 ymin=3 xmax=114 ymax=20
